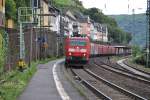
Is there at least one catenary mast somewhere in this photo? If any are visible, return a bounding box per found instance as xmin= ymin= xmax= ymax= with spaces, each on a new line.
xmin=146 ymin=0 xmax=150 ymax=67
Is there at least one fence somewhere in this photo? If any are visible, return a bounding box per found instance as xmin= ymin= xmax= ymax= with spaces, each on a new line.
xmin=5 ymin=27 xmax=63 ymax=71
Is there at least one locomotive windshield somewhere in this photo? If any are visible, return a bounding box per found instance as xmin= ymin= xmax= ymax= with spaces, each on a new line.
xmin=70 ymin=40 xmax=87 ymax=46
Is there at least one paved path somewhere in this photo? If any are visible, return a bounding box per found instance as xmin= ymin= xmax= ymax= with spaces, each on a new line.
xmin=117 ymin=59 xmax=150 ymax=78
xmin=18 ymin=59 xmax=85 ymax=100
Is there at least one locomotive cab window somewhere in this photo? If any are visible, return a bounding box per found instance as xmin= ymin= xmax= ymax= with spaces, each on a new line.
xmin=70 ymin=40 xmax=87 ymax=46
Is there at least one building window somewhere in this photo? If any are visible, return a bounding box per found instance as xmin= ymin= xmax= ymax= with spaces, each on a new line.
xmin=32 ymin=0 xmax=40 ymax=8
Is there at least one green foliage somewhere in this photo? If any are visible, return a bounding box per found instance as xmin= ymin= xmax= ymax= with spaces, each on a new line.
xmin=54 ymin=0 xmax=74 ymax=6
xmin=5 ymin=0 xmax=16 ymax=20
xmin=107 ymin=25 xmax=132 ymax=43
xmin=111 ymin=14 xmax=146 ymax=46
xmin=0 ymin=29 xmax=8 ymax=73
xmin=131 ymin=46 xmax=149 ymax=66
xmin=0 ymin=62 xmax=37 ymax=100
xmin=14 ymin=0 xmax=29 ymax=8
xmin=133 ymin=54 xmax=148 ymax=66
xmin=84 ymin=8 xmax=118 ymax=27
xmin=0 ymin=57 xmax=58 ymax=100
xmin=54 ymin=0 xmax=85 ymax=12
xmin=5 ymin=0 xmax=30 ymax=23
xmin=132 ymin=45 xmax=142 ymax=57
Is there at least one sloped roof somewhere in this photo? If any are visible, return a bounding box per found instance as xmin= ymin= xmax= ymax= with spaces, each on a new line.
xmin=66 ymin=11 xmax=76 ymax=20
xmin=62 ymin=9 xmax=76 ymax=21
xmin=74 ymin=11 xmax=90 ymax=23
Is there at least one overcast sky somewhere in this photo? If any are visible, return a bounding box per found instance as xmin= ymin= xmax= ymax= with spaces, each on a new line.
xmin=79 ymin=0 xmax=147 ymax=15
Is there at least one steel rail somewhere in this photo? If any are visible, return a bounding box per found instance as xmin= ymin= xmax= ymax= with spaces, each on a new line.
xmin=123 ymin=60 xmax=150 ymax=75
xmin=70 ymin=67 xmax=112 ymax=100
xmin=94 ymin=61 xmax=150 ymax=84
xmin=97 ymin=58 xmax=150 ymax=81
xmin=84 ymin=68 xmax=147 ymax=100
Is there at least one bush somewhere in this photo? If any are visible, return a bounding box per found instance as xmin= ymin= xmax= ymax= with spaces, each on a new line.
xmin=134 ymin=54 xmax=146 ymax=65
xmin=0 ymin=29 xmax=8 ymax=73
xmin=132 ymin=45 xmax=142 ymax=57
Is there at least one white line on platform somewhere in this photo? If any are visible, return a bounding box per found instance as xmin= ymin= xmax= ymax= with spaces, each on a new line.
xmin=53 ymin=60 xmax=71 ymax=100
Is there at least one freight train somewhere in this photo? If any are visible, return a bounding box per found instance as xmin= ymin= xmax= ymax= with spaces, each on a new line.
xmin=65 ymin=36 xmax=131 ymax=66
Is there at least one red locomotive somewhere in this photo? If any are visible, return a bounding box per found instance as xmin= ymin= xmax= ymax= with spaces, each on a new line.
xmin=65 ymin=36 xmax=90 ymax=65
xmin=65 ymin=36 xmax=131 ymax=66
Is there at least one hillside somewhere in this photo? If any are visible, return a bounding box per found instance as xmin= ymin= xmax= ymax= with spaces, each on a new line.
xmin=54 ymin=0 xmax=75 ymax=6
xmin=54 ymin=0 xmax=84 ymax=11
xmin=54 ymin=0 xmax=132 ymax=44
xmin=110 ymin=14 xmax=147 ymax=47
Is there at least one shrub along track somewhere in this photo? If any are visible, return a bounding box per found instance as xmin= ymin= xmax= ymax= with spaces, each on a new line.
xmin=87 ymin=58 xmax=150 ymax=99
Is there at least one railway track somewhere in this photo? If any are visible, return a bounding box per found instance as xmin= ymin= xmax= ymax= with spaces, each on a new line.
xmin=87 ymin=59 xmax=150 ymax=99
xmin=70 ymin=66 xmax=147 ymax=100
xmin=123 ymin=59 xmax=150 ymax=76
xmin=95 ymin=57 xmax=150 ymax=83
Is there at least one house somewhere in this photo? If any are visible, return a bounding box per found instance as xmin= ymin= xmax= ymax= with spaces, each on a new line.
xmin=92 ymin=22 xmax=108 ymax=42
xmin=49 ymin=6 xmax=60 ymax=34
xmin=33 ymin=0 xmax=52 ymax=28
xmin=38 ymin=0 xmax=50 ymax=28
xmin=75 ymin=12 xmax=91 ymax=36
xmin=72 ymin=21 xmax=80 ymax=36
xmin=101 ymin=24 xmax=108 ymax=42
xmin=33 ymin=0 xmax=61 ymax=33
xmin=0 ymin=0 xmax=5 ymax=27
xmin=61 ymin=10 xmax=77 ymax=36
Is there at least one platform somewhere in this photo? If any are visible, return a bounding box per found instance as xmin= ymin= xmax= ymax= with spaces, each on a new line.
xmin=18 ymin=59 xmax=85 ymax=100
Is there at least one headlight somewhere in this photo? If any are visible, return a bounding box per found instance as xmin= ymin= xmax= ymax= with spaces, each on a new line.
xmin=83 ymin=53 xmax=86 ymax=56
xmin=69 ymin=52 xmax=72 ymax=56
xmin=80 ymin=49 xmax=87 ymax=52
xmin=68 ymin=48 xmax=75 ymax=52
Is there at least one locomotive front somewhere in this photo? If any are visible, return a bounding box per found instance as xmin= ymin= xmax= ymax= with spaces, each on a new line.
xmin=65 ymin=37 xmax=90 ymax=65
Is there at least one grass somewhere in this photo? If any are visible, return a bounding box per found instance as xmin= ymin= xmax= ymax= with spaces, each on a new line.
xmin=55 ymin=0 xmax=74 ymax=6
xmin=0 ymin=57 xmax=58 ymax=100
xmin=126 ymin=58 xmax=150 ymax=73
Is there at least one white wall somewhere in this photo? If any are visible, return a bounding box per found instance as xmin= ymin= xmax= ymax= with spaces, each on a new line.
xmin=50 ymin=15 xmax=60 ymax=34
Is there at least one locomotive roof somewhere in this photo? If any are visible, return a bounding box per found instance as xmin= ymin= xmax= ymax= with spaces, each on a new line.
xmin=68 ymin=37 xmax=89 ymax=39
xmin=113 ymin=45 xmax=131 ymax=49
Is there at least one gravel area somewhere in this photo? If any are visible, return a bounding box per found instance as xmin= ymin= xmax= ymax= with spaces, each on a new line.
xmin=73 ymin=68 xmax=133 ymax=100
xmin=95 ymin=57 xmax=132 ymax=73
xmin=88 ymin=58 xmax=150 ymax=99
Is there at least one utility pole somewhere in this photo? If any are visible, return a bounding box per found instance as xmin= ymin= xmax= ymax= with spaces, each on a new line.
xmin=146 ymin=0 xmax=150 ymax=67
xmin=132 ymin=9 xmax=135 ymax=45
xmin=59 ymin=9 xmax=63 ymax=57
xmin=28 ymin=0 xmax=33 ymax=67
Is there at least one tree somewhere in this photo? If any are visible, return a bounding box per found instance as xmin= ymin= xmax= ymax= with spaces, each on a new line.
xmin=84 ymin=8 xmax=118 ymax=27
xmin=5 ymin=0 xmax=16 ymax=20
xmin=14 ymin=0 xmax=27 ymax=8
